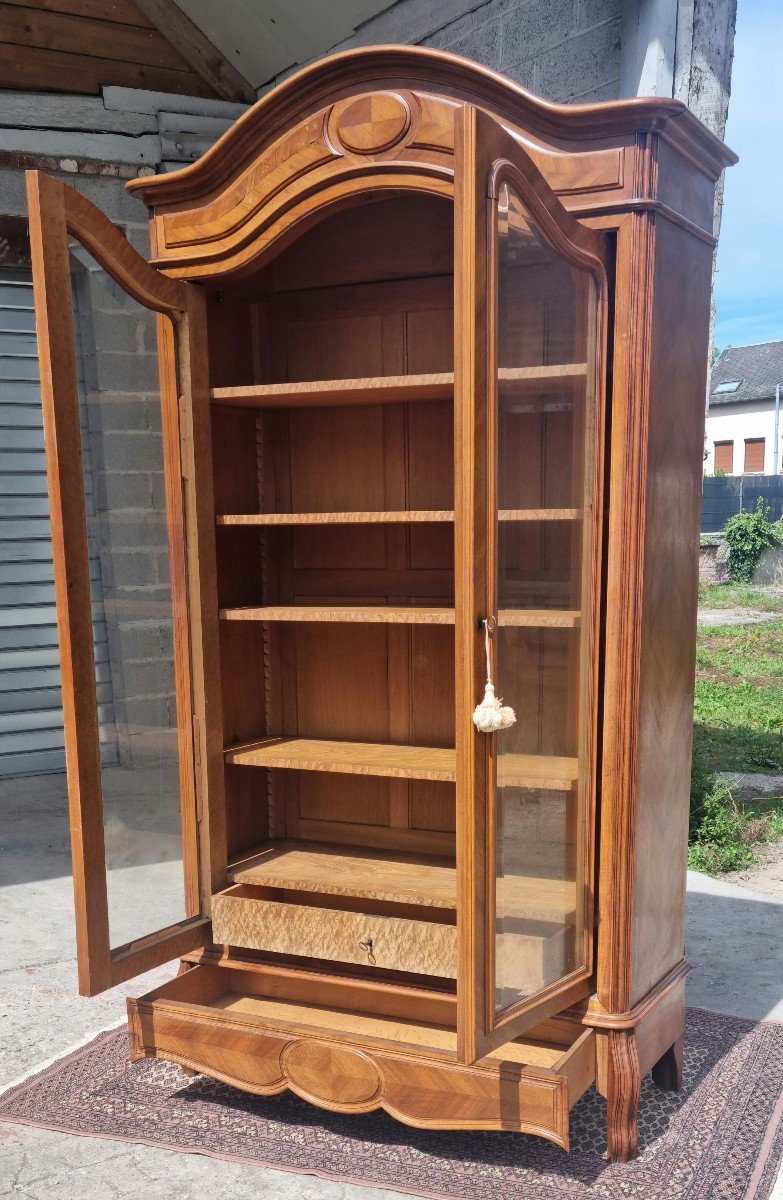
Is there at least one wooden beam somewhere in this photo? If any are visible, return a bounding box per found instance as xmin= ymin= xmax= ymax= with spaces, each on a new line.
xmin=0 ymin=41 xmax=213 ymax=98
xmin=131 ymin=0 xmax=256 ymax=104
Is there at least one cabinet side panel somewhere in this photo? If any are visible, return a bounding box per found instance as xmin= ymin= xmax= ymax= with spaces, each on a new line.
xmin=630 ymin=219 xmax=713 ymax=1005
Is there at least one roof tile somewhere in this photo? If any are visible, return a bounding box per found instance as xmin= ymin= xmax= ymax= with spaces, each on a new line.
xmin=710 ymin=341 xmax=783 ymax=406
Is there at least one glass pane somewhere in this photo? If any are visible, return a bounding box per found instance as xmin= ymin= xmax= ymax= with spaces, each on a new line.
xmin=493 ymin=183 xmax=596 ymax=1016
xmin=69 ymin=242 xmax=188 ymax=950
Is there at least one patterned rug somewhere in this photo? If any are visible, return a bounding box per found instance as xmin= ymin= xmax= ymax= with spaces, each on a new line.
xmin=1 ymin=1007 xmax=782 ymax=1200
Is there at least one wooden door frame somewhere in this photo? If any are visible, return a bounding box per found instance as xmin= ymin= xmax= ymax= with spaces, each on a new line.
xmin=26 ymin=170 xmax=220 ymax=994
xmin=454 ymin=106 xmax=609 ymax=1063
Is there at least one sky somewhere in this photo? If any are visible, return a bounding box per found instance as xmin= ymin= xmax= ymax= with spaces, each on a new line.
xmin=713 ymin=0 xmax=783 ymax=351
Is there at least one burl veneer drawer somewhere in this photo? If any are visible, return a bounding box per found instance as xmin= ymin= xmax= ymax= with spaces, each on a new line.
xmin=127 ymin=962 xmax=596 ymax=1148
xmin=212 ymin=883 xmax=457 ymax=976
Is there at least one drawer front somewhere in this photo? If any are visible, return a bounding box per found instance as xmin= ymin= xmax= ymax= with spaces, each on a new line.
xmin=127 ymin=964 xmax=594 ymax=1148
xmin=212 ymin=891 xmax=457 ymax=977
xmin=130 ymin=1002 xmax=570 ymax=1140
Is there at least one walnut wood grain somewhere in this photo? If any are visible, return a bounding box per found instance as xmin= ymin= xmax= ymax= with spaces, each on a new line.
xmin=26 ymin=171 xmax=211 ymax=994
xmin=34 ymin=40 xmax=733 ymax=1160
xmin=128 ymin=962 xmax=596 ymax=1145
xmin=125 ymin=46 xmax=735 ymax=218
xmin=213 ymin=993 xmax=563 ymax=1065
xmin=604 ymin=1030 xmax=641 ymax=1163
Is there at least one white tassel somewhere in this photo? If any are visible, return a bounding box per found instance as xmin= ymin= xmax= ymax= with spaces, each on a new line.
xmin=472 ymin=618 xmax=516 ymax=733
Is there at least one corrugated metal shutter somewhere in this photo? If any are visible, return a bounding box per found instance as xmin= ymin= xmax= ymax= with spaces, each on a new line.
xmin=0 ymin=266 xmax=116 ymax=777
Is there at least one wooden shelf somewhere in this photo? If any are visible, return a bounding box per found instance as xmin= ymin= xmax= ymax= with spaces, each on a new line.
xmin=210 ymin=373 xmax=453 ymax=409
xmin=499 ymin=363 xmax=587 ymax=392
xmin=225 ymin=737 xmax=577 ymax=791
xmin=500 ymin=753 xmax=579 ymax=790
xmin=219 ymin=605 xmax=454 ymax=624
xmin=225 ymin=737 xmax=455 ymax=782
xmin=499 ymin=609 xmax=581 ymax=628
xmin=228 ymin=840 xmax=577 ymax=921
xmin=499 ymin=509 xmax=581 ymax=521
xmin=216 ymin=509 xmax=580 ymax=526
xmin=210 ymin=365 xmax=587 ymax=410
xmin=217 ymin=510 xmax=454 ymax=526
xmin=220 ymin=606 xmax=579 ymax=627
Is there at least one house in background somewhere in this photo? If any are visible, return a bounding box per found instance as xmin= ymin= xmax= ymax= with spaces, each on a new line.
xmin=704 ymin=341 xmax=783 ymax=476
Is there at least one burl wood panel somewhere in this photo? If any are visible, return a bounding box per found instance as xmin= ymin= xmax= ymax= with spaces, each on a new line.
xmin=228 ymin=840 xmax=577 ymax=923
xmin=211 ymin=886 xmax=458 ymax=976
xmin=225 ymin=738 xmax=456 ymax=781
xmin=221 ymin=605 xmax=455 ymax=623
xmin=212 ymin=374 xmax=453 ymax=408
xmin=224 ymin=738 xmax=577 ymax=789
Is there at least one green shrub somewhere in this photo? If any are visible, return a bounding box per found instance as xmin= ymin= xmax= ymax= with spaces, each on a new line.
xmin=688 ymin=768 xmax=755 ymax=873
xmin=722 ymin=498 xmax=783 ymax=583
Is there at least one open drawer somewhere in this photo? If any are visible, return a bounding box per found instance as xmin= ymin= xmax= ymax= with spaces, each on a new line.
xmin=214 ymin=842 xmax=575 ymax=986
xmin=127 ymin=960 xmax=596 ymax=1147
xmin=212 ymin=883 xmax=457 ymax=976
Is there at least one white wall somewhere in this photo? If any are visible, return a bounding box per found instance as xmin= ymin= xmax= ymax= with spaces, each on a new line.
xmin=704 ymin=399 xmax=781 ymax=474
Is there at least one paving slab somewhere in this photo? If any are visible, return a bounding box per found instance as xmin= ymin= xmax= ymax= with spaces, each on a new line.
xmin=685 ymin=868 xmax=783 ymax=1021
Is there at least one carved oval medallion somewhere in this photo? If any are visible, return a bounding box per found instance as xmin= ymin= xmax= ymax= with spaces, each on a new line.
xmin=333 ymin=92 xmax=411 ymax=155
xmin=282 ymin=1040 xmax=381 ymax=1107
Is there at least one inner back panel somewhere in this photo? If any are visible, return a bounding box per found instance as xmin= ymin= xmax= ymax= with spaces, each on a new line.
xmin=208 ymin=191 xmax=578 ymax=866
xmin=211 ymin=194 xmax=457 ymax=860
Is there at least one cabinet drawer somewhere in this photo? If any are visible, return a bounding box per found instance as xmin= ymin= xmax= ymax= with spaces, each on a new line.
xmin=128 ymin=961 xmax=596 ymax=1148
xmin=212 ymin=884 xmax=457 ymax=977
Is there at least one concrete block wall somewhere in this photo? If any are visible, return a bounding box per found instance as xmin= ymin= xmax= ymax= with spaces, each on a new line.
xmin=73 ymin=261 xmax=177 ymax=770
xmin=274 ymin=0 xmax=624 ymax=103
xmin=0 ymin=163 xmax=177 ymax=772
xmin=0 ymin=163 xmax=173 ymax=773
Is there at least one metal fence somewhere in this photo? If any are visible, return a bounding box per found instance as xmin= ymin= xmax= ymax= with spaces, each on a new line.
xmin=702 ymin=475 xmax=783 ymax=533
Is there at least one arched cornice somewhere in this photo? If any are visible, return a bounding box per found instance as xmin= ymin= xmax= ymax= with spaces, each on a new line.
xmin=127 ymin=45 xmax=736 ymax=211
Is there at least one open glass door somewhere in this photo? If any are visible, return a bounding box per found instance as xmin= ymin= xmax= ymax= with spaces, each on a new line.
xmin=454 ymin=109 xmax=608 ymax=1061
xmin=26 ymin=172 xmax=216 ymax=995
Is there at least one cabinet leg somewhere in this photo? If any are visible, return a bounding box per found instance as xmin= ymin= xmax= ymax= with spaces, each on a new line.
xmin=605 ymin=1030 xmax=641 ymax=1163
xmin=652 ymin=1034 xmax=684 ymax=1091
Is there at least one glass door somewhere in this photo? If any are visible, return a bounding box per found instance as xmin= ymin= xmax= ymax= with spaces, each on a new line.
xmin=454 ymin=108 xmax=608 ymax=1061
xmin=26 ymin=171 xmax=220 ymax=995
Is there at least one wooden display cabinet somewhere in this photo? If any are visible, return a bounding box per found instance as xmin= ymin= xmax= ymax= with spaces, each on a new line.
xmin=26 ymin=48 xmax=735 ymax=1161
